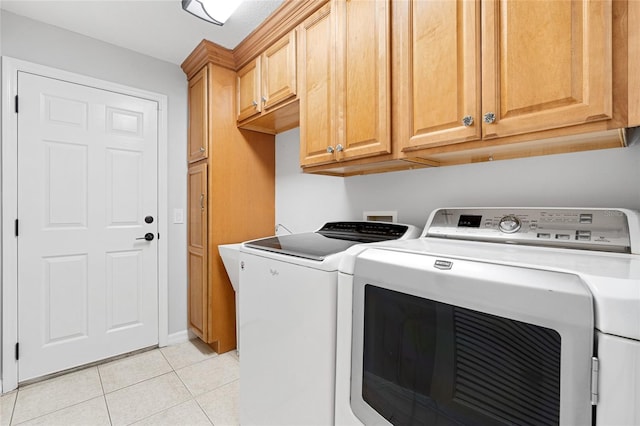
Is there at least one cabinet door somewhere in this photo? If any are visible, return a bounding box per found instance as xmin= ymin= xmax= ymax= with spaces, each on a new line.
xmin=187 ymin=162 xmax=208 ymax=340
xmin=262 ymin=30 xmax=297 ymax=111
xmin=237 ymin=57 xmax=261 ymax=122
xmin=299 ymin=2 xmax=336 ymax=166
xmin=335 ymin=0 xmax=391 ymax=161
xmin=481 ymin=0 xmax=612 ymax=139
xmin=401 ymin=0 xmax=481 ymax=151
xmin=188 ymin=67 xmax=208 ymax=163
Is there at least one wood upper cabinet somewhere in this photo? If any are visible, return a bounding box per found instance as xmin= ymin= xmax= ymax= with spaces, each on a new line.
xmin=188 ymin=66 xmax=208 ymax=162
xmin=402 ymin=0 xmax=614 ymax=153
xmin=482 ymin=0 xmax=612 ymax=139
xmin=334 ymin=0 xmax=391 ymax=161
xmin=187 ymin=161 xmax=208 ymax=340
xmin=236 ymin=31 xmax=298 ymax=128
xmin=262 ymin=31 xmax=297 ymax=111
xmin=237 ymin=57 xmax=261 ymax=122
xmin=299 ymin=2 xmax=335 ymax=166
xmin=399 ymin=0 xmax=481 ymax=150
xmin=300 ymin=0 xmax=391 ymax=167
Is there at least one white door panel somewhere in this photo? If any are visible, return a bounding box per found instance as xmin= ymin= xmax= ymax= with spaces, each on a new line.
xmin=17 ymin=72 xmax=159 ymax=381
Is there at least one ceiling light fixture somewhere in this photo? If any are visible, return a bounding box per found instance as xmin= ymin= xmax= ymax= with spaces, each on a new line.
xmin=181 ymin=0 xmax=244 ymax=26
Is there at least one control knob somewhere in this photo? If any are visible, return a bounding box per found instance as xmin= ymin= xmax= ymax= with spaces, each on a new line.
xmin=498 ymin=215 xmax=521 ymax=234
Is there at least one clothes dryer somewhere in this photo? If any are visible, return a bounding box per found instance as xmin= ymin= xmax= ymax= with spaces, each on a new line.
xmin=335 ymin=208 xmax=640 ymax=426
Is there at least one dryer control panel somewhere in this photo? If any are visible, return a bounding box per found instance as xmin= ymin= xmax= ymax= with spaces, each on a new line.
xmin=426 ymin=208 xmax=634 ymax=253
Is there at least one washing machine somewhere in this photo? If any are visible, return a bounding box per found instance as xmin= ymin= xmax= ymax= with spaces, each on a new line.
xmin=335 ymin=208 xmax=640 ymax=426
xmin=239 ymin=221 xmax=420 ymax=425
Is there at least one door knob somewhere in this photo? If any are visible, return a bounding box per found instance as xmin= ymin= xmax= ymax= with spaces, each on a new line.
xmin=136 ymin=233 xmax=155 ymax=241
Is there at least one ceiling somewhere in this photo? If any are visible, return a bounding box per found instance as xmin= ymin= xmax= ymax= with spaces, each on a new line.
xmin=0 ymin=0 xmax=285 ymax=66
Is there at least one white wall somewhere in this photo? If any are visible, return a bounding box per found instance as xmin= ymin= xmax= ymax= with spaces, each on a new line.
xmin=276 ymin=130 xmax=640 ymax=231
xmin=276 ymin=128 xmax=351 ymax=233
xmin=0 ymin=11 xmax=189 ymax=336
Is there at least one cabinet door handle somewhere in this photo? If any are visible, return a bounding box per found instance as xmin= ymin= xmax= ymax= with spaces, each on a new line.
xmin=261 ymin=96 xmax=267 ymax=103
xmin=200 ymin=194 xmax=205 ymax=211
xmin=483 ymin=112 xmax=496 ymax=124
xmin=336 ymin=144 xmax=344 ymax=152
xmin=327 ymin=146 xmax=335 ymax=154
xmin=252 ymin=100 xmax=258 ymax=108
xmin=462 ymin=115 xmax=474 ymax=127
xmin=199 ymin=147 xmax=205 ymax=153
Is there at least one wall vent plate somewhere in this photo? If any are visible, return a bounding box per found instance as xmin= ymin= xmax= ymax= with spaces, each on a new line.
xmin=363 ymin=210 xmax=397 ymax=223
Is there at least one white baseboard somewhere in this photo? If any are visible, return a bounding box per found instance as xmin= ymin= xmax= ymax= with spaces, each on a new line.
xmin=166 ymin=330 xmax=190 ymax=346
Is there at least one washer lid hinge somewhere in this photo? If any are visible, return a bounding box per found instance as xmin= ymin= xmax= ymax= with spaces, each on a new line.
xmin=591 ymin=356 xmax=599 ymax=405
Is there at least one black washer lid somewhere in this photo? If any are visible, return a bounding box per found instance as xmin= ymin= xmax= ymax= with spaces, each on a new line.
xmin=244 ymin=221 xmax=410 ymax=261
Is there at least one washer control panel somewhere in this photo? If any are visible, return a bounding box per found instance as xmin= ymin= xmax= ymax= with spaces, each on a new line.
xmin=426 ymin=208 xmax=632 ymax=253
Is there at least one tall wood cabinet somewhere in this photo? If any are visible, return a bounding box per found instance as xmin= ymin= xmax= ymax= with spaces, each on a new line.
xmin=183 ymin=46 xmax=275 ymax=353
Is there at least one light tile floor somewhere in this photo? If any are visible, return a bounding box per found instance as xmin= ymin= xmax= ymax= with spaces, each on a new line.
xmin=0 ymin=340 xmax=239 ymax=426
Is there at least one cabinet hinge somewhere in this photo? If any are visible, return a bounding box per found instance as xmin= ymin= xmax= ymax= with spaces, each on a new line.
xmin=15 ymin=342 xmax=19 ymax=361
xmin=15 ymin=219 xmax=19 ymax=237
xmin=15 ymin=95 xmax=19 ymax=113
xmin=591 ymin=356 xmax=599 ymax=405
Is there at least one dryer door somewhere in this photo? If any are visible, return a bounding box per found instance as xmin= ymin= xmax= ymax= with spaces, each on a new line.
xmin=350 ymin=248 xmax=593 ymax=426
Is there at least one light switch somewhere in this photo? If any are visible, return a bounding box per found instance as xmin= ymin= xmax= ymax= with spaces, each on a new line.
xmin=173 ymin=208 xmax=184 ymax=224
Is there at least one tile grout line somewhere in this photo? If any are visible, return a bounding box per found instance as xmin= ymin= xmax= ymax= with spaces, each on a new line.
xmin=158 ymin=342 xmax=215 ymax=425
xmin=118 ymin=372 xmax=196 ymax=426
xmin=10 ymin=367 xmax=104 ymax=425
xmin=172 ymin=353 xmax=240 ymax=399
xmin=193 ymin=396 xmax=216 ymax=426
xmin=161 ymin=344 xmax=239 ymax=423
xmin=96 ymin=365 xmax=114 ymax=425
xmin=8 ymin=390 xmax=18 ymax=426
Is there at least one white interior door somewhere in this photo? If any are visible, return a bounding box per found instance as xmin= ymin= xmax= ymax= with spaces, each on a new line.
xmin=17 ymin=71 xmax=159 ymax=382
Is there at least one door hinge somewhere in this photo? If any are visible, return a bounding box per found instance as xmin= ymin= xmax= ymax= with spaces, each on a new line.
xmin=157 ymin=233 xmax=160 ymax=240
xmin=15 ymin=95 xmax=19 ymax=113
xmin=591 ymin=356 xmax=599 ymax=405
xmin=15 ymin=342 xmax=19 ymax=361
xmin=15 ymin=219 xmax=19 ymax=237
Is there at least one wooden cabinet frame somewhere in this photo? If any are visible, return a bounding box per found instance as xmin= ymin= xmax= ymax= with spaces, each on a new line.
xmin=183 ymin=60 xmax=275 ymax=353
xmin=185 ymin=0 xmax=635 ymax=175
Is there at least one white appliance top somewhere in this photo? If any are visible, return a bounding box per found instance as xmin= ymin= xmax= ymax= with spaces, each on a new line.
xmin=340 ymin=208 xmax=640 ymax=341
xmin=241 ymin=221 xmax=421 ymax=271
